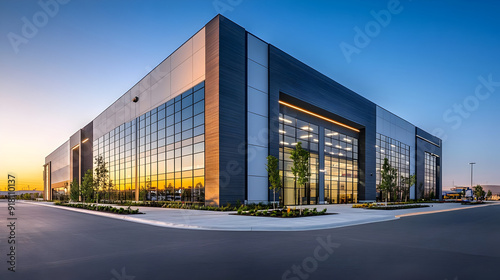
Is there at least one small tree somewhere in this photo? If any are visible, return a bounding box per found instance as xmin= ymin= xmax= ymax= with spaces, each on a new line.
xmin=473 ymin=185 xmax=485 ymax=201
xmin=93 ymin=156 xmax=109 ymax=205
xmin=486 ymin=190 xmax=492 ymax=201
xmin=266 ymin=155 xmax=282 ymax=209
xmin=139 ymin=185 xmax=148 ymax=203
xmin=108 ymin=180 xmax=115 ymax=201
xmin=400 ymin=174 xmax=416 ymax=202
xmin=290 ymin=142 xmax=310 ymax=214
xmin=69 ymin=178 xmax=80 ymax=202
xmin=81 ymin=169 xmax=94 ymax=203
xmin=378 ymin=158 xmax=398 ymax=204
xmin=61 ymin=181 xmax=69 ymax=201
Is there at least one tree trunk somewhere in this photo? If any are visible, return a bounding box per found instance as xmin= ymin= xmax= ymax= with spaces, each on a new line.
xmin=273 ymin=189 xmax=276 ymax=210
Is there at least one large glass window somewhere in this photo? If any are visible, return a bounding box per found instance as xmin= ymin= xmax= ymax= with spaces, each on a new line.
xmin=375 ymin=133 xmax=411 ymax=201
xmin=424 ymin=152 xmax=437 ymax=199
xmin=279 ymin=113 xmax=319 ymax=205
xmin=94 ymin=82 xmax=205 ymax=203
xmin=324 ymin=129 xmax=359 ymax=204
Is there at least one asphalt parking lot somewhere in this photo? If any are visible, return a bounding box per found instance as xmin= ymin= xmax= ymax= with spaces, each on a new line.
xmin=1 ymin=201 xmax=499 ymax=280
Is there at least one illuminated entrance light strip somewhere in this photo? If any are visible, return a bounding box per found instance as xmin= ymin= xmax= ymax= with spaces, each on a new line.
xmin=416 ymin=135 xmax=440 ymax=148
xmin=82 ymin=138 xmax=89 ymax=143
xmin=279 ymin=100 xmax=360 ymax=133
xmin=72 ymin=144 xmax=80 ymax=150
xmin=279 ymin=117 xmax=292 ymax=124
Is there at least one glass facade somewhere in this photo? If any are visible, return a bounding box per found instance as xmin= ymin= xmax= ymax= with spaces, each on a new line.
xmin=279 ymin=112 xmax=360 ymax=205
xmin=93 ymin=82 xmax=205 ymax=202
xmin=279 ymin=113 xmax=319 ymax=205
xmin=424 ymin=152 xmax=437 ymax=199
xmin=375 ymin=133 xmax=411 ymax=200
xmin=324 ymin=129 xmax=358 ymax=204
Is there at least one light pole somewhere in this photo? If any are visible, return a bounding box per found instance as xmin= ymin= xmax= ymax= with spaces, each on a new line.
xmin=469 ymin=162 xmax=476 ymax=191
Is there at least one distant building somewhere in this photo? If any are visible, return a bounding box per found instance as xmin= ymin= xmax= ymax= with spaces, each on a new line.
xmin=0 ymin=190 xmax=43 ymax=198
xmin=480 ymin=185 xmax=500 ymax=200
xmin=480 ymin=185 xmax=500 ymax=195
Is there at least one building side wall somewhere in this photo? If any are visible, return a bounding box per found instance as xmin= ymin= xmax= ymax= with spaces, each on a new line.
xmin=376 ymin=106 xmax=417 ymax=198
xmin=93 ymin=28 xmax=206 ymax=140
xmin=376 ymin=106 xmax=416 ymax=173
xmin=246 ymin=33 xmax=269 ymax=204
xmin=45 ymin=140 xmax=70 ymax=187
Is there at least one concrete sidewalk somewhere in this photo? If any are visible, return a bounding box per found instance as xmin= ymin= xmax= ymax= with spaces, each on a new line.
xmin=21 ymin=201 xmax=499 ymax=232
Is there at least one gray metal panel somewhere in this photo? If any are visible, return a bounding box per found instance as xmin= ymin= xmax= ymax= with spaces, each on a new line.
xmin=45 ymin=140 xmax=70 ymax=185
xmin=81 ymin=122 xmax=93 ymax=177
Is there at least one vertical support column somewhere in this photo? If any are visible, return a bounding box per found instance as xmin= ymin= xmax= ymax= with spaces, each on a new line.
xmin=204 ymin=16 xmax=221 ymax=206
xmin=247 ymin=34 xmax=269 ymax=204
xmin=78 ymin=137 xmax=82 ymax=185
xmin=135 ymin=119 xmax=139 ymax=201
xmin=43 ymin=163 xmax=52 ymax=201
xmin=204 ymin=15 xmax=247 ymax=206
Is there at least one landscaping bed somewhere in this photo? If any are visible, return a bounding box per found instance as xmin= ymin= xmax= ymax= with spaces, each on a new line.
xmin=54 ymin=202 xmax=143 ymax=214
xmin=115 ymin=201 xmax=275 ymax=212
xmin=236 ymin=207 xmax=330 ymax=218
xmin=461 ymin=200 xmax=484 ymax=205
xmin=366 ymin=204 xmax=430 ymax=210
xmin=353 ymin=203 xmax=430 ymax=210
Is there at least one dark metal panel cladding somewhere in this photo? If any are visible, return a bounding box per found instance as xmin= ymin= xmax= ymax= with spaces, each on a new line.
xmin=217 ymin=15 xmax=247 ymax=205
xmin=205 ymin=15 xmax=247 ymax=206
xmin=415 ymin=126 xmax=443 ymax=199
xmin=81 ymin=122 xmax=93 ymax=177
xmin=416 ymin=127 xmax=442 ymax=147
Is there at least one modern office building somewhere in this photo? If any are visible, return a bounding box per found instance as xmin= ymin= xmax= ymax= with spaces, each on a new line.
xmin=43 ymin=15 xmax=442 ymax=206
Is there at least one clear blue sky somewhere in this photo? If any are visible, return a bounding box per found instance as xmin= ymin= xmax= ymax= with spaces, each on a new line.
xmin=1 ymin=0 xmax=499 ymax=190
